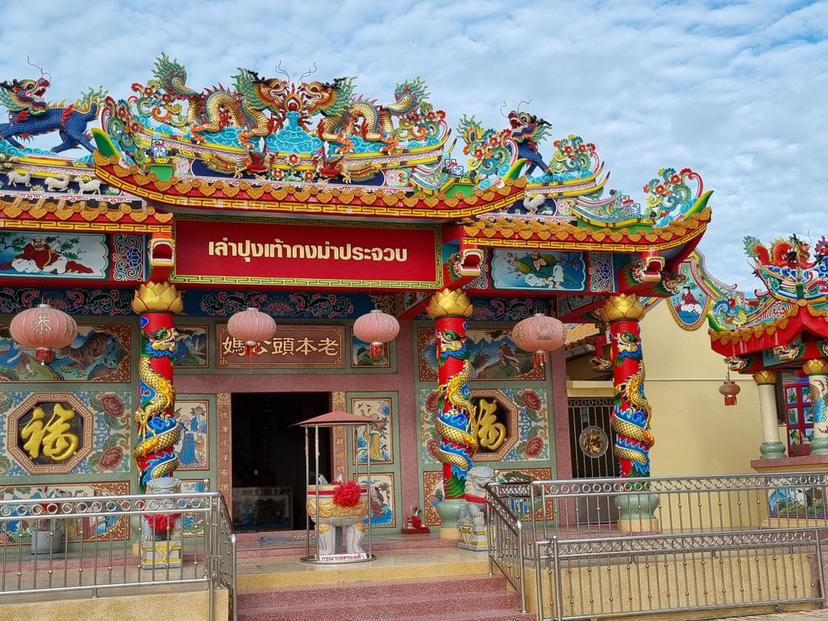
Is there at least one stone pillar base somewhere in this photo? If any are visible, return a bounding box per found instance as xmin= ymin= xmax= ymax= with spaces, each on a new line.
xmin=458 ymin=520 xmax=489 ymax=551
xmin=436 ymin=498 xmax=465 ymax=529
xmin=759 ymin=441 xmax=786 ymax=459
xmin=810 ymin=437 xmax=828 ymax=456
xmin=616 ymin=492 xmax=660 ymax=534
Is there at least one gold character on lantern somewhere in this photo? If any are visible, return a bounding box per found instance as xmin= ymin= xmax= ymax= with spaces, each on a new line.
xmin=20 ymin=404 xmax=80 ymax=462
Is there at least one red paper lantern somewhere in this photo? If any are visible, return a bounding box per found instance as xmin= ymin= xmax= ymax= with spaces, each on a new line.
xmin=511 ymin=313 xmax=567 ymax=369
xmin=10 ymin=303 xmax=77 ymax=364
xmin=227 ymin=307 xmax=276 ymax=357
xmin=353 ymin=309 xmax=400 ymax=359
xmin=719 ymin=378 xmax=741 ymax=406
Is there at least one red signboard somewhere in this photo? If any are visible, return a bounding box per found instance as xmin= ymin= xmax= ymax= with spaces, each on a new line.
xmin=174 ymin=219 xmax=441 ymax=288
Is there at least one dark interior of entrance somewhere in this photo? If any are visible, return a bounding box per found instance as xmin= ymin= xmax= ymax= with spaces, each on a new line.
xmin=231 ymin=392 xmax=331 ymax=531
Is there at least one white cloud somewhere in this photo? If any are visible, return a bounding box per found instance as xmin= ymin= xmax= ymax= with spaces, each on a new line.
xmin=0 ymin=0 xmax=825 ymax=288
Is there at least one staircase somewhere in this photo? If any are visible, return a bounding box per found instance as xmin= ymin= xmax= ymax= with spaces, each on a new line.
xmin=237 ymin=574 xmax=531 ymax=621
xmin=234 ymin=533 xmax=532 ymax=620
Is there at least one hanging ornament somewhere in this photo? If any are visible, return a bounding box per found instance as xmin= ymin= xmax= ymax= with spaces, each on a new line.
xmin=227 ymin=307 xmax=277 ymax=361
xmin=511 ymin=313 xmax=567 ymax=369
xmin=719 ymin=372 xmax=741 ymax=406
xmin=10 ymin=303 xmax=77 ymax=365
xmin=353 ymin=309 xmax=400 ymax=359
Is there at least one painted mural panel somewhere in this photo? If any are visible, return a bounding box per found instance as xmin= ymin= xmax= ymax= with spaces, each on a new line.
xmin=0 ymin=481 xmax=130 ymax=544
xmin=0 ymin=231 xmax=108 ymax=279
xmin=667 ymin=260 xmax=709 ymax=330
xmin=418 ymin=387 xmax=550 ymax=466
xmin=0 ymin=324 xmax=130 ymax=382
xmin=352 ymin=335 xmax=391 ymax=368
xmin=351 ymin=396 xmax=393 ymax=465
xmin=491 ymin=249 xmax=586 ymax=291
xmin=180 ymin=479 xmax=209 ymax=536
xmin=358 ymin=472 xmax=396 ymax=528
xmin=175 ymin=399 xmax=210 ymax=471
xmin=417 ymin=327 xmax=544 ymax=381
xmin=0 ymin=391 xmax=132 ymax=476
xmin=174 ymin=326 xmax=209 ymax=368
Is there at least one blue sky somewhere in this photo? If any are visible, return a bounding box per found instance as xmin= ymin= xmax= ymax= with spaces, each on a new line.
xmin=1 ymin=0 xmax=826 ymax=289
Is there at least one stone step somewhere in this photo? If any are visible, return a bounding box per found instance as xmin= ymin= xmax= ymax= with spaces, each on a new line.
xmin=239 ymin=574 xmax=508 ymax=605
xmin=238 ymin=590 xmax=520 ymax=621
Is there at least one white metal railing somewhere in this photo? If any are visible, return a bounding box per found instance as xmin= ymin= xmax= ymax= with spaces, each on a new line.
xmin=487 ymin=472 xmax=828 ymax=621
xmin=0 ymin=491 xmax=236 ymax=621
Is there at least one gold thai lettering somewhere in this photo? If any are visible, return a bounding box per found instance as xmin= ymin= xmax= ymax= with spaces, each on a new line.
xmin=20 ymin=404 xmax=80 ymax=462
xmin=207 ymin=238 xmax=408 ymax=263
xmin=471 ymin=398 xmax=507 ymax=451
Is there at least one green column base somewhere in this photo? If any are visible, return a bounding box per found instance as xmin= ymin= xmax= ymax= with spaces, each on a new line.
xmin=616 ymin=492 xmax=660 ymax=532
xmin=436 ymin=498 xmax=465 ymax=526
xmin=759 ymin=441 xmax=786 ymax=459
xmin=810 ymin=436 xmax=828 ymax=456
xmin=616 ymin=493 xmax=660 ymax=520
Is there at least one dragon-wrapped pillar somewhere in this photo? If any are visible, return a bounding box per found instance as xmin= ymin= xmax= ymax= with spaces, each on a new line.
xmin=426 ymin=289 xmax=475 ymax=536
xmin=601 ymin=294 xmax=659 ymax=530
xmin=804 ymin=359 xmax=828 ymax=456
xmin=131 ymin=281 xmax=184 ymax=488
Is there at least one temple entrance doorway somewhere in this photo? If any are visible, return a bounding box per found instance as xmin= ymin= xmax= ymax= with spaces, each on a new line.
xmin=231 ymin=392 xmax=331 ymax=532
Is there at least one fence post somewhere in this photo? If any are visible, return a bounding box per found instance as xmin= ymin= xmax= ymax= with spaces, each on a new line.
xmin=535 ymin=540 xmax=544 ymax=621
xmin=518 ymin=519 xmax=527 ymax=613
xmin=552 ymin=536 xmax=564 ymax=621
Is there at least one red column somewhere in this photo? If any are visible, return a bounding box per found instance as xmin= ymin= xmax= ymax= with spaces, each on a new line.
xmin=132 ymin=282 xmax=183 ymax=488
xmin=427 ymin=290 xmax=475 ymax=500
xmin=602 ymin=295 xmax=653 ymax=478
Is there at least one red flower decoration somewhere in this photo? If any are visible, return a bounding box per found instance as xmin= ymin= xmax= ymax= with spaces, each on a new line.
xmin=332 ymin=480 xmax=363 ymax=508
xmin=100 ymin=394 xmax=125 ymax=419
xmin=522 ymin=390 xmax=542 ymax=411
xmin=525 ymin=436 xmax=544 ymax=458
xmin=99 ymin=446 xmax=124 ymax=470
xmin=425 ymin=392 xmax=440 ymax=414
xmin=144 ymin=513 xmax=180 ymax=534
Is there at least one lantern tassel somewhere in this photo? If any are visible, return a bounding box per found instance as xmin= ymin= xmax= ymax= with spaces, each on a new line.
xmin=370 ymin=342 xmax=384 ymax=360
xmin=534 ymin=351 xmax=545 ymax=370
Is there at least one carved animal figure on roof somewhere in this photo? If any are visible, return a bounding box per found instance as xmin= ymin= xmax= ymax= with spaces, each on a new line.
xmin=6 ymin=169 xmax=30 ymax=187
xmin=300 ymin=76 xmax=429 ymax=152
xmin=508 ymin=110 xmax=552 ymax=175
xmin=75 ymin=176 xmax=101 ymax=194
xmin=744 ymin=235 xmax=812 ymax=269
xmin=0 ymin=66 xmax=105 ymax=153
xmin=150 ymin=54 xmax=289 ymax=147
xmin=44 ymin=174 xmax=70 ymax=192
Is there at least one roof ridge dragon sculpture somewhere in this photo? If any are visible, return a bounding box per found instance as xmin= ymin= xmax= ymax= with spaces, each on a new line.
xmin=0 ymin=60 xmax=105 ymax=153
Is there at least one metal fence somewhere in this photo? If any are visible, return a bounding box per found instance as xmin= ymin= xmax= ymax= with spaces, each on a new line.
xmin=487 ymin=473 xmax=828 ymax=621
xmin=0 ymin=491 xmax=236 ymax=621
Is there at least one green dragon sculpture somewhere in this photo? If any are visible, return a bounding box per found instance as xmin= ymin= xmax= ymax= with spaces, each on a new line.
xmin=149 ymin=54 xmax=289 ymax=146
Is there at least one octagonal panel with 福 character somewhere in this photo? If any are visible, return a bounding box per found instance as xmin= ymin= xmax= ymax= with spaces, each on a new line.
xmin=6 ymin=393 xmax=93 ymax=474
xmin=470 ymin=389 xmax=518 ymax=462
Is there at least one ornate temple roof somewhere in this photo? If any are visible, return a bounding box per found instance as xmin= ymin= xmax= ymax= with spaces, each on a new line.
xmin=0 ymin=54 xmax=716 ymax=315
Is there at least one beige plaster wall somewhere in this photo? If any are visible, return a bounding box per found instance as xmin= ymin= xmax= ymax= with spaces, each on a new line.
xmin=0 ymin=588 xmax=227 ymax=621
xmin=640 ymin=302 xmax=764 ymax=476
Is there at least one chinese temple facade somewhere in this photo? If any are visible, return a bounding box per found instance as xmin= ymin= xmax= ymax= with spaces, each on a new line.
xmin=0 ymin=55 xmax=713 ymax=535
